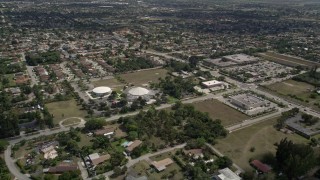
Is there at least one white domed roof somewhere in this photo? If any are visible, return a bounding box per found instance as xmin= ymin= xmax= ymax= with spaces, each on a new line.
xmin=128 ymin=87 xmax=149 ymax=96
xmin=92 ymin=86 xmax=112 ymax=94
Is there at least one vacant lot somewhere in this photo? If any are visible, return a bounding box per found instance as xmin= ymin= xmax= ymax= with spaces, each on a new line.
xmin=120 ymin=68 xmax=168 ymax=86
xmin=214 ymin=117 xmax=308 ymax=172
xmin=265 ymin=79 xmax=319 ymax=110
xmin=193 ymin=99 xmax=249 ymax=126
xmin=91 ymin=78 xmax=124 ymax=90
xmin=259 ymin=52 xmax=320 ymax=68
xmin=46 ymin=99 xmax=87 ymax=125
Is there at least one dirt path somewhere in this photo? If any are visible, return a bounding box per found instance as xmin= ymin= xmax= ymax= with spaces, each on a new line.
xmin=59 ymin=117 xmax=85 ymax=128
xmin=238 ymin=126 xmax=269 ymax=170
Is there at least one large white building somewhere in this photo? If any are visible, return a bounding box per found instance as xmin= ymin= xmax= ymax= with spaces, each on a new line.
xmin=201 ymin=80 xmax=224 ymax=88
xmin=125 ymin=86 xmax=155 ymax=101
xmin=92 ymin=86 xmax=112 ymax=97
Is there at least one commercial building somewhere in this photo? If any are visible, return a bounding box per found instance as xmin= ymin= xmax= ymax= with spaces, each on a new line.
xmin=285 ymin=114 xmax=320 ymax=139
xmin=230 ymin=94 xmax=267 ymax=110
xmin=223 ymin=54 xmax=259 ymax=64
xmin=203 ymin=54 xmax=259 ymax=68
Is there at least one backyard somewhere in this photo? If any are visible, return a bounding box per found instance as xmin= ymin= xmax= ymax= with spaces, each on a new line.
xmin=192 ymin=99 xmax=249 ymax=126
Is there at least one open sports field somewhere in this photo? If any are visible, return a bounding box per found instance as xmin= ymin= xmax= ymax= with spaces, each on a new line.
xmin=46 ymin=99 xmax=87 ymax=125
xmin=193 ymin=99 xmax=249 ymax=126
xmin=259 ymin=52 xmax=320 ymax=68
xmin=120 ymin=68 xmax=168 ymax=86
xmin=91 ymin=78 xmax=124 ymax=90
xmin=214 ymin=117 xmax=309 ymax=172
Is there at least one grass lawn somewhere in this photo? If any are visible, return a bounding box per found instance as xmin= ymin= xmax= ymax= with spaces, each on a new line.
xmin=91 ymin=78 xmax=125 ymax=90
xmin=192 ymin=99 xmax=249 ymax=126
xmin=111 ymin=139 xmax=126 ymax=152
xmin=0 ymin=74 xmax=17 ymax=89
xmin=120 ymin=68 xmax=168 ymax=86
xmin=61 ymin=118 xmax=81 ymax=126
xmin=214 ymin=117 xmax=309 ymax=172
xmin=267 ymin=79 xmax=315 ymax=96
xmin=46 ymin=99 xmax=87 ymax=125
xmin=167 ymin=96 xmax=179 ymax=104
xmin=78 ymin=133 xmax=93 ymax=148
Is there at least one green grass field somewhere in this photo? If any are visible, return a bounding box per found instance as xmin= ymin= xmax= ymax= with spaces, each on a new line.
xmin=91 ymin=78 xmax=125 ymax=90
xmin=267 ymin=79 xmax=315 ymax=96
xmin=214 ymin=117 xmax=309 ymax=172
xmin=265 ymin=79 xmax=319 ymax=110
xmin=120 ymin=68 xmax=168 ymax=86
xmin=46 ymin=99 xmax=87 ymax=125
xmin=192 ymin=99 xmax=249 ymax=126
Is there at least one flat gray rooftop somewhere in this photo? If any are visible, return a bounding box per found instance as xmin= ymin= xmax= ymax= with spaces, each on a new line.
xmin=286 ymin=114 xmax=320 ymax=137
xmin=230 ymin=93 xmax=266 ymax=107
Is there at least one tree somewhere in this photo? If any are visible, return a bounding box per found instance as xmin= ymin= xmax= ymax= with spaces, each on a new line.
xmin=189 ymin=56 xmax=201 ymax=68
xmin=58 ymin=170 xmax=81 ymax=180
xmin=0 ymin=158 xmax=10 ymax=180
xmin=84 ymin=118 xmax=106 ymax=131
xmin=275 ymin=138 xmax=317 ymax=179
xmin=92 ymin=136 xmax=110 ymax=149
xmin=0 ymin=140 xmax=9 ymax=153
xmin=214 ymin=156 xmax=233 ymax=169
xmin=217 ymin=76 xmax=225 ymax=81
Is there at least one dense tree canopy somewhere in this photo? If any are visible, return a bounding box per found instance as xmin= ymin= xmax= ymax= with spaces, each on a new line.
xmin=0 ymin=158 xmax=11 ymax=180
xmin=275 ymin=138 xmax=318 ymax=179
xmin=84 ymin=118 xmax=107 ymax=131
xmin=26 ymin=51 xmax=61 ymax=66
xmin=121 ymin=103 xmax=227 ymax=145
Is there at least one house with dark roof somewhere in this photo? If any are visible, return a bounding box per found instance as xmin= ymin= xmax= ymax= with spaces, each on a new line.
xmin=43 ymin=162 xmax=79 ymax=174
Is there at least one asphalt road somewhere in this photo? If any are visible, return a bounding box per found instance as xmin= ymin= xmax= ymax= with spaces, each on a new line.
xmin=5 ymin=145 xmax=30 ymax=180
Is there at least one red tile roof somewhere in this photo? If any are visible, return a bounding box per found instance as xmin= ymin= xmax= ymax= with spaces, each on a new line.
xmin=251 ymin=160 xmax=272 ymax=173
